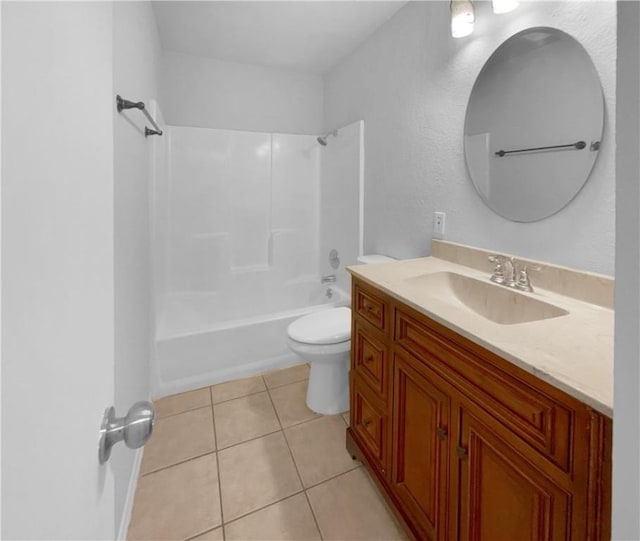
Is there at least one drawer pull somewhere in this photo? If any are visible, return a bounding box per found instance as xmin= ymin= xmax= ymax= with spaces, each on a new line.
xmin=437 ymin=427 xmax=448 ymax=440
xmin=457 ymin=446 xmax=468 ymax=460
xmin=365 ymin=355 xmax=374 ymax=364
xmin=363 ymin=418 xmax=372 ymax=428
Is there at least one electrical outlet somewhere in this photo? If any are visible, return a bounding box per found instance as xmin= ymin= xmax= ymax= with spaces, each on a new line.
xmin=433 ymin=211 xmax=446 ymax=239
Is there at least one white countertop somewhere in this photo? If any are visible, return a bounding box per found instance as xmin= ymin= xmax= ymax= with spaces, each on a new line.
xmin=348 ymin=256 xmax=614 ymax=417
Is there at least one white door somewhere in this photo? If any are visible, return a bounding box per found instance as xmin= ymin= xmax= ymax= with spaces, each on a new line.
xmin=2 ymin=2 xmax=117 ymax=538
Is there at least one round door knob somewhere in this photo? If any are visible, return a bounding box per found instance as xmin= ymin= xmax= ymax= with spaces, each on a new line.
xmin=98 ymin=401 xmax=155 ymax=464
xmin=124 ymin=402 xmax=155 ymax=450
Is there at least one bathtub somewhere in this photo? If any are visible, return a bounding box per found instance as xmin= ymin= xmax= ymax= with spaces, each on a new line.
xmin=152 ymin=282 xmax=350 ymax=398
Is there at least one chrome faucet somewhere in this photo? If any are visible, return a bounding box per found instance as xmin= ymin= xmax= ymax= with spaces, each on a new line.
xmin=488 ymin=255 xmax=507 ymax=285
xmin=321 ymin=274 xmax=336 ymax=284
xmin=488 ymin=255 xmax=541 ymax=293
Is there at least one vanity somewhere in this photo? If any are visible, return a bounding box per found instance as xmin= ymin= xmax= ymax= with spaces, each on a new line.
xmin=346 ymin=241 xmax=612 ymax=541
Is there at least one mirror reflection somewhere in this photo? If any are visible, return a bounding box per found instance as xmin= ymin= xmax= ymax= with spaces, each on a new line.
xmin=464 ymin=27 xmax=604 ymax=222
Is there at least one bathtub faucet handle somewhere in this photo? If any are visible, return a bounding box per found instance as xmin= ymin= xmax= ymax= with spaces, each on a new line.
xmin=321 ymin=274 xmax=336 ymax=284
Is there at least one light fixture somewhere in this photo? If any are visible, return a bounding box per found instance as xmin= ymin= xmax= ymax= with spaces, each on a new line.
xmin=492 ymin=0 xmax=520 ymax=14
xmin=450 ymin=0 xmax=475 ymax=39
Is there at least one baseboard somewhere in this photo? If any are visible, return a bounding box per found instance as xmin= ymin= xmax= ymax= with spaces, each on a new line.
xmin=116 ymin=444 xmax=144 ymax=541
xmin=151 ymin=353 xmax=301 ymax=399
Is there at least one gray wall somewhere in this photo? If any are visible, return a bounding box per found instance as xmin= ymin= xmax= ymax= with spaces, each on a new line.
xmin=324 ymin=1 xmax=616 ymax=275
xmin=160 ymin=51 xmax=323 ymax=134
xmin=112 ymin=1 xmax=161 ymax=535
xmin=613 ymin=1 xmax=640 ymax=539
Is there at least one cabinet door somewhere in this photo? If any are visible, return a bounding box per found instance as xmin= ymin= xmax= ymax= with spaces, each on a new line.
xmin=457 ymin=406 xmax=571 ymax=541
xmin=391 ymin=351 xmax=450 ymax=541
xmin=351 ymin=374 xmax=390 ymax=478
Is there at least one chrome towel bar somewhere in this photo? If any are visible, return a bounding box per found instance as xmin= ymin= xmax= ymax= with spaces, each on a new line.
xmin=116 ymin=95 xmax=163 ymax=137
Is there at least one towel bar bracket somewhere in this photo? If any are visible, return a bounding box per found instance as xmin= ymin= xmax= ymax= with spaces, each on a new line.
xmin=116 ymin=94 xmax=163 ymax=137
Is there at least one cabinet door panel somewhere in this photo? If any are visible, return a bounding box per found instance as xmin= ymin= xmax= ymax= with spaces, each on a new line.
xmin=391 ymin=351 xmax=450 ymax=541
xmin=352 ymin=374 xmax=389 ymax=477
xmin=458 ymin=407 xmax=571 ymax=541
xmin=353 ymin=319 xmax=389 ymax=401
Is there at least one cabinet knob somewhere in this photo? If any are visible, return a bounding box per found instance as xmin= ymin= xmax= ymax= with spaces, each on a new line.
xmin=363 ymin=418 xmax=372 ymax=428
xmin=457 ymin=446 xmax=468 ymax=460
xmin=437 ymin=427 xmax=448 ymax=440
xmin=365 ymin=355 xmax=374 ymax=364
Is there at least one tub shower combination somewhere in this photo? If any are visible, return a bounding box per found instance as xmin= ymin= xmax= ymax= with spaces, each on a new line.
xmin=151 ymin=121 xmax=362 ymax=397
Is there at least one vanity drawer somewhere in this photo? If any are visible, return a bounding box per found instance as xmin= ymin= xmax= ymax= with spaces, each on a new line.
xmin=352 ymin=320 xmax=390 ymax=402
xmin=395 ymin=307 xmax=574 ymax=472
xmin=351 ymin=374 xmax=389 ymax=476
xmin=354 ymin=282 xmax=389 ymax=334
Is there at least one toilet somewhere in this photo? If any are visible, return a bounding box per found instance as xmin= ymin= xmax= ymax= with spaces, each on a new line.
xmin=286 ymin=254 xmax=395 ymax=414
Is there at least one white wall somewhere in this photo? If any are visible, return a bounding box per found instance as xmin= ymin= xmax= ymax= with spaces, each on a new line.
xmin=324 ymin=1 xmax=616 ymax=276
xmin=613 ymin=2 xmax=640 ymax=539
xmin=112 ymin=1 xmax=162 ymax=536
xmin=2 ymin=3 xmax=116 ymax=538
xmin=160 ymin=51 xmax=323 ymax=134
xmin=319 ymin=120 xmax=364 ymax=294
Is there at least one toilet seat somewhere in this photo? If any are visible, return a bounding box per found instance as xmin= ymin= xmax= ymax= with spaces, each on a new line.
xmin=287 ymin=307 xmax=351 ymax=345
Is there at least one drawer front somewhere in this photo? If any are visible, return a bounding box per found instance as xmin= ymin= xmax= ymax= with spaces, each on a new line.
xmin=352 ymin=375 xmax=389 ymax=476
xmin=395 ymin=308 xmax=573 ymax=472
xmin=352 ymin=320 xmax=390 ymax=401
xmin=354 ymin=283 xmax=389 ymax=334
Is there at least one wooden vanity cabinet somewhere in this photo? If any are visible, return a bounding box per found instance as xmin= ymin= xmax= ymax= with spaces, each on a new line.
xmin=347 ymin=277 xmax=612 ymax=541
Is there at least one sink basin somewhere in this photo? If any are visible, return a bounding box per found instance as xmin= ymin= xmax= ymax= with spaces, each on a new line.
xmin=402 ymin=272 xmax=569 ymax=325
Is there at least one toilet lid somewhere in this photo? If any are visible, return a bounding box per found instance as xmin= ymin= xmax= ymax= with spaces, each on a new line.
xmin=287 ymin=307 xmax=351 ymax=345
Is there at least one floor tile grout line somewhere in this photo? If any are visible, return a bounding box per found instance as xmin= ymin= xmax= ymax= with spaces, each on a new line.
xmin=221 ymin=488 xmax=306 ymax=527
xmin=140 ymin=449 xmax=217 ymax=477
xmin=184 ymin=526 xmax=221 ymax=541
xmin=210 ymin=387 xmax=267 ymax=407
xmin=265 ymin=380 xmax=286 ymax=431
xmin=154 ymin=402 xmax=212 ymax=421
xmin=302 ymin=489 xmax=325 ymax=541
xmin=139 ymin=412 xmax=352 ymax=478
xmin=267 ymin=377 xmax=323 ymax=430
xmin=264 ymin=387 xmax=311 ymax=527
xmin=219 ymin=464 xmax=365 ymax=532
xmin=160 ymin=366 xmax=308 ymax=411
xmin=278 ymin=404 xmax=330 ymax=541
xmin=264 ymin=375 xmax=309 ymax=391
xmin=279 ymin=415 xmax=305 ymax=487
xmin=151 ymin=411 xmax=320 ymax=471
xmin=281 ymin=411 xmax=324 ymax=431
xmin=216 ymin=426 xmax=283 ymax=452
xmin=303 ymin=463 xmax=363 ymax=492
xmin=211 ymin=395 xmax=226 ymax=540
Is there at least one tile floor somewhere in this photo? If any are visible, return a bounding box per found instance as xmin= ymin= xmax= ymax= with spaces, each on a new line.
xmin=128 ymin=364 xmax=407 ymax=541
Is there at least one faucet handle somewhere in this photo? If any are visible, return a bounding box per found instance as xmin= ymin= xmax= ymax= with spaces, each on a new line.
xmin=321 ymin=274 xmax=337 ymax=284
xmin=516 ymin=264 xmax=542 ymax=292
xmin=488 ymin=255 xmax=506 ymax=284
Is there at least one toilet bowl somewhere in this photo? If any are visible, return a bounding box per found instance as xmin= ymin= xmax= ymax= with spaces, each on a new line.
xmin=286 ymin=254 xmax=395 ymax=415
xmin=287 ymin=307 xmax=351 ymax=414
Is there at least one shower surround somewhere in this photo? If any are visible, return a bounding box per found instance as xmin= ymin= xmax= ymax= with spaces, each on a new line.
xmin=152 ymin=122 xmax=363 ymax=397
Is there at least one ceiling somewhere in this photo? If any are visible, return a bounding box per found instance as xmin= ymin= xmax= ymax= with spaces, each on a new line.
xmin=152 ymin=1 xmax=408 ymax=74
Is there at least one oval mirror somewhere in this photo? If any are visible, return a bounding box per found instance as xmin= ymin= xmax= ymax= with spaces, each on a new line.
xmin=464 ymin=27 xmax=604 ymax=222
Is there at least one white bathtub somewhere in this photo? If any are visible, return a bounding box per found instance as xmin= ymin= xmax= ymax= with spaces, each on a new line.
xmin=152 ymin=283 xmax=349 ymax=398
